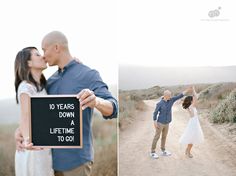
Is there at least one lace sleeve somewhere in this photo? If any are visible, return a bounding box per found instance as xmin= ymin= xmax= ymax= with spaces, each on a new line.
xmin=17 ymin=81 xmax=36 ymax=102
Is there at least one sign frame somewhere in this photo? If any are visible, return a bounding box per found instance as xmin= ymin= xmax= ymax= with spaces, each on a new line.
xmin=29 ymin=95 xmax=83 ymax=148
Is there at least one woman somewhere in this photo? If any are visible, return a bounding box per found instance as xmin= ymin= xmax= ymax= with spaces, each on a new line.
xmin=179 ymin=86 xmax=204 ymax=158
xmin=14 ymin=47 xmax=54 ymax=175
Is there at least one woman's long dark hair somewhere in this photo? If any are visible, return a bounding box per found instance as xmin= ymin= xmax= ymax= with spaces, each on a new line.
xmin=14 ymin=47 xmax=46 ymax=104
xmin=182 ymin=96 xmax=193 ymax=109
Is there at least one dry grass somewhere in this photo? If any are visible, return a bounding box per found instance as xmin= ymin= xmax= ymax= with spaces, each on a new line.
xmin=209 ymin=89 xmax=236 ymax=123
xmin=120 ymin=86 xmax=163 ymax=100
xmin=0 ymin=124 xmax=17 ymax=176
xmin=92 ymin=143 xmax=117 ymax=176
xmin=119 ymin=91 xmax=147 ymax=130
xmin=92 ymin=112 xmax=117 ymax=176
xmin=198 ymin=82 xmax=236 ymax=109
xmin=0 ymin=114 xmax=117 ymax=176
xmin=165 ymin=83 xmax=212 ymax=96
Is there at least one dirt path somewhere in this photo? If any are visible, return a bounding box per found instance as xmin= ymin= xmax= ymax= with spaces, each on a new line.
xmin=119 ymin=100 xmax=236 ymax=176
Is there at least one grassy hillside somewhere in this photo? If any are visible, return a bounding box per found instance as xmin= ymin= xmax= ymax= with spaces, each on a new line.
xmin=198 ymin=83 xmax=236 ymax=109
xmin=119 ymin=90 xmax=147 ymax=130
xmin=120 ymin=85 xmax=163 ymax=100
xmin=210 ymin=89 xmax=236 ymax=123
xmin=0 ymin=124 xmax=16 ymax=176
xmin=119 ymin=82 xmax=236 ymax=132
xmin=92 ymin=113 xmax=117 ymax=176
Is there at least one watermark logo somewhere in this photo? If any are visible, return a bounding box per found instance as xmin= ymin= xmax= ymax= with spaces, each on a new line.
xmin=201 ymin=6 xmax=229 ymax=22
xmin=208 ymin=7 xmax=221 ymax=18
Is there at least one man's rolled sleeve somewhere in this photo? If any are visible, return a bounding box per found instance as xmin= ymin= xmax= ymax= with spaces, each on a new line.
xmin=153 ymin=103 xmax=160 ymax=121
xmin=89 ymin=69 xmax=118 ymax=119
xmin=102 ymin=98 xmax=118 ymax=119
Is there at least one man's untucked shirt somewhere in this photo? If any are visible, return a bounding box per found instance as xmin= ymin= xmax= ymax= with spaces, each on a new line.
xmin=153 ymin=93 xmax=184 ymax=124
xmin=46 ymin=60 xmax=118 ymax=171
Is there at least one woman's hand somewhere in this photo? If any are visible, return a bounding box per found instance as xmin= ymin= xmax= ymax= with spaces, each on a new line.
xmin=15 ymin=128 xmax=25 ymax=151
xmin=23 ymin=138 xmax=44 ymax=151
xmin=15 ymin=128 xmax=43 ymax=151
xmin=73 ymin=57 xmax=82 ymax=64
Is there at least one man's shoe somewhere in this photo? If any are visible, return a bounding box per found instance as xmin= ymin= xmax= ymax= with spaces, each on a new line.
xmin=161 ymin=150 xmax=171 ymax=156
xmin=185 ymin=152 xmax=193 ymax=158
xmin=150 ymin=152 xmax=159 ymax=159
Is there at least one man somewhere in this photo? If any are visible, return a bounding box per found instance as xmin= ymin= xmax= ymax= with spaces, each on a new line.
xmin=15 ymin=31 xmax=118 ymax=176
xmin=150 ymin=88 xmax=191 ymax=159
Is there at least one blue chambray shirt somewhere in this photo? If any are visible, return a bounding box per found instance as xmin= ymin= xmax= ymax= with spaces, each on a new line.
xmin=46 ymin=60 xmax=118 ymax=171
xmin=153 ymin=93 xmax=184 ymax=124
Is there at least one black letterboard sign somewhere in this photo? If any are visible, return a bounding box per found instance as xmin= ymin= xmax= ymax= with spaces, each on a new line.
xmin=29 ymin=95 xmax=82 ymax=148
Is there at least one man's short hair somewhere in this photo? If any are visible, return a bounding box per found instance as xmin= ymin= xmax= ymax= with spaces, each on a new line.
xmin=164 ymin=90 xmax=171 ymax=96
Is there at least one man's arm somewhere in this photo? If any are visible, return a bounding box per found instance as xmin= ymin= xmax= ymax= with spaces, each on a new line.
xmin=95 ymin=97 xmax=114 ymax=116
xmin=153 ymin=102 xmax=161 ymax=128
xmin=77 ymin=69 xmax=118 ymax=119
xmin=153 ymin=102 xmax=161 ymax=121
xmin=77 ymin=89 xmax=115 ymax=117
xmin=172 ymin=87 xmax=192 ymax=102
xmin=171 ymin=93 xmax=184 ymax=102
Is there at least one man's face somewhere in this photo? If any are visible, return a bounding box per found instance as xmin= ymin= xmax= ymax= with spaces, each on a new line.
xmin=164 ymin=94 xmax=171 ymax=100
xmin=163 ymin=91 xmax=172 ymax=101
xmin=41 ymin=41 xmax=58 ymax=66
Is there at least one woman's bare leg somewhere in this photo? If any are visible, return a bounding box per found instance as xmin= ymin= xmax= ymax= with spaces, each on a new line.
xmin=186 ymin=144 xmax=193 ymax=158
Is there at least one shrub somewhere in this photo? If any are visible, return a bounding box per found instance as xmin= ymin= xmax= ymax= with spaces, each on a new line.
xmin=198 ymin=83 xmax=236 ymax=109
xmin=119 ymin=91 xmax=147 ymax=130
xmin=210 ymin=89 xmax=236 ymax=123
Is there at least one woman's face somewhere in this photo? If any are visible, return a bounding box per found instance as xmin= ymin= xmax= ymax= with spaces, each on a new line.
xmin=28 ymin=49 xmax=47 ymax=70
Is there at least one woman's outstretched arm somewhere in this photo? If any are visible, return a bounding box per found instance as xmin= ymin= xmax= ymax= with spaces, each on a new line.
xmin=192 ymin=86 xmax=198 ymax=107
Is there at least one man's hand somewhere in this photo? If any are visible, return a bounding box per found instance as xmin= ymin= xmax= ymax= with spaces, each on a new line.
xmin=154 ymin=121 xmax=158 ymax=129
xmin=76 ymin=88 xmax=114 ymax=116
xmin=15 ymin=128 xmax=24 ymax=151
xmin=77 ymin=89 xmax=96 ymax=110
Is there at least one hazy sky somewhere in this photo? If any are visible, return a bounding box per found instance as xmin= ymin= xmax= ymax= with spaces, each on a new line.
xmin=117 ymin=0 xmax=236 ymax=67
xmin=0 ymin=0 xmax=117 ymax=99
xmin=119 ymin=66 xmax=236 ymax=90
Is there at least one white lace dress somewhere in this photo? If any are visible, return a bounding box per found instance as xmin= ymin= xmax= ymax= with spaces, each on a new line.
xmin=15 ymin=81 xmax=54 ymax=176
xmin=179 ymin=106 xmax=204 ymax=145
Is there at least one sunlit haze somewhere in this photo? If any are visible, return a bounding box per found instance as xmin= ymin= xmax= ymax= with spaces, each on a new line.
xmin=0 ymin=0 xmax=117 ymax=99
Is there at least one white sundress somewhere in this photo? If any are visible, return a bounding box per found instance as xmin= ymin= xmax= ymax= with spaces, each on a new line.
xmin=179 ymin=106 xmax=204 ymax=145
xmin=15 ymin=81 xmax=54 ymax=176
